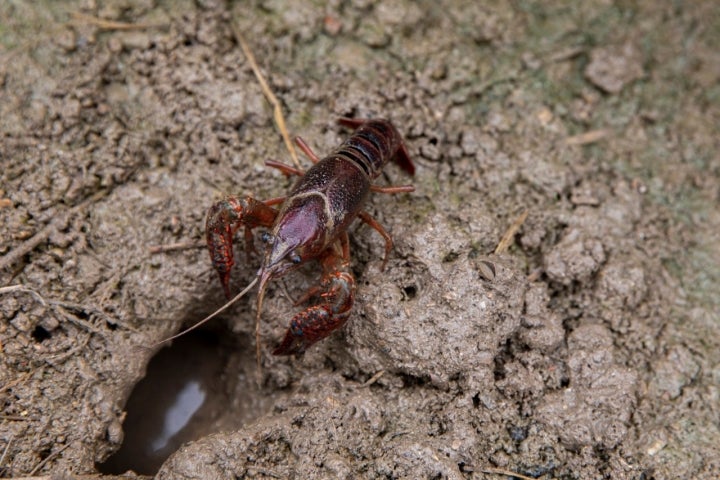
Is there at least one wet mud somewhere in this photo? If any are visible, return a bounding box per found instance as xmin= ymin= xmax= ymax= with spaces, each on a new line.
xmin=1 ymin=1 xmax=719 ymax=479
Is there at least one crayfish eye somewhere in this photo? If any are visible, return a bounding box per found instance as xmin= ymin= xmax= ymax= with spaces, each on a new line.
xmin=289 ymin=252 xmax=302 ymax=264
xmin=261 ymin=232 xmax=273 ymax=243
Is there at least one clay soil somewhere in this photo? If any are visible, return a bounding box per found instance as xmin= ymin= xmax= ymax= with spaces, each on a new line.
xmin=1 ymin=1 xmax=719 ymax=479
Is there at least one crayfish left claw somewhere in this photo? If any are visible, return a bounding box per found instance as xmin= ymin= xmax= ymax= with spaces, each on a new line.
xmin=206 ymin=195 xmax=278 ymax=299
xmin=273 ymin=270 xmax=356 ymax=355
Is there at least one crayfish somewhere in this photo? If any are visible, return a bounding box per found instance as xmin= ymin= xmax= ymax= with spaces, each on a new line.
xmin=204 ymin=118 xmax=415 ymax=365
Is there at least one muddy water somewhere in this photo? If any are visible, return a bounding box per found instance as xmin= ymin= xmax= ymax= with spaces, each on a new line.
xmin=100 ymin=330 xmax=273 ymax=475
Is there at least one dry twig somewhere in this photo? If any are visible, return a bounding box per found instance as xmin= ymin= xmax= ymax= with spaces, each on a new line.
xmin=0 ymin=285 xmax=46 ymax=306
xmin=481 ymin=466 xmax=541 ymax=480
xmin=0 ymin=284 xmax=134 ymax=337
xmin=0 ymin=434 xmax=14 ymax=470
xmin=0 ymin=191 xmax=106 ymax=274
xmin=69 ymin=11 xmax=163 ymax=31
xmin=362 ymin=370 xmax=386 ymax=387
xmin=495 ymin=209 xmax=528 ymax=255
xmin=565 ymin=129 xmax=610 ymax=146
xmin=0 ymin=415 xmax=29 ymax=421
xmin=0 ymin=369 xmax=37 ymax=395
xmin=230 ymin=22 xmax=300 ymax=169
xmin=27 ymin=443 xmax=71 ymax=476
xmin=148 ymin=240 xmax=205 ymax=254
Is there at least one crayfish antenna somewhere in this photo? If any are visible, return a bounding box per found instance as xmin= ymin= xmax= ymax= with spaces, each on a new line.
xmin=150 ymin=277 xmax=259 ymax=348
xmin=254 ymin=267 xmax=274 ymax=385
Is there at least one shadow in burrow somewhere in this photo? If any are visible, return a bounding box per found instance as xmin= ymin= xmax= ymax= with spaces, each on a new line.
xmin=98 ymin=268 xmax=297 ymax=476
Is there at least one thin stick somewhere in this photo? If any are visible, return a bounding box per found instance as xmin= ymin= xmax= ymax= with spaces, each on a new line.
xmin=53 ymin=306 xmax=108 ymax=338
xmin=150 ymin=277 xmax=259 ymax=347
xmin=0 ymin=285 xmax=112 ymax=337
xmin=481 ymin=467 xmax=539 ymax=480
xmin=69 ymin=11 xmax=163 ymax=31
xmin=0 ymin=370 xmax=36 ymax=395
xmin=0 ymin=191 xmax=105 ymax=273
xmin=565 ymin=129 xmax=610 ymax=146
xmin=495 ymin=209 xmax=528 ymax=255
xmin=362 ymin=370 xmax=385 ymax=387
xmin=0 ymin=220 xmax=62 ymax=273
xmin=148 ymin=240 xmax=205 ymax=254
xmin=28 ymin=443 xmax=71 ymax=476
xmin=47 ymin=298 xmax=139 ymax=333
xmin=0 ymin=285 xmax=46 ymax=306
xmin=0 ymin=433 xmax=14 ymax=469
xmin=246 ymin=467 xmax=282 ymax=479
xmin=0 ymin=415 xmax=28 ymax=421
xmin=231 ymin=24 xmax=300 ymax=170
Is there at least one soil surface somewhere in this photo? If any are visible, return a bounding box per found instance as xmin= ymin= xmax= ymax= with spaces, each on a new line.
xmin=2 ymin=1 xmax=719 ymax=479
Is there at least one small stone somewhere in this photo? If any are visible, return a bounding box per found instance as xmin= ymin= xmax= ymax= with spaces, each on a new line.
xmin=585 ymin=42 xmax=644 ymax=94
xmin=107 ymin=419 xmax=124 ymax=444
xmin=323 ymin=15 xmax=342 ymax=36
xmin=119 ymin=31 xmax=151 ymax=51
xmin=61 ymin=98 xmax=82 ymax=120
xmin=544 ymin=229 xmax=605 ymax=285
xmin=107 ymin=36 xmax=122 ymax=53
xmin=55 ymin=28 xmax=77 ymax=52
xmin=39 ymin=315 xmax=60 ymax=332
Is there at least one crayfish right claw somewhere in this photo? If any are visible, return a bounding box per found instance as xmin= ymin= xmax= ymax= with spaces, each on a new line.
xmin=273 ymin=270 xmax=356 ymax=356
xmin=273 ymin=305 xmax=345 ymax=355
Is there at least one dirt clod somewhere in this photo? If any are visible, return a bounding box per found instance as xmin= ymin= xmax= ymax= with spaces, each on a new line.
xmin=585 ymin=42 xmax=645 ymax=93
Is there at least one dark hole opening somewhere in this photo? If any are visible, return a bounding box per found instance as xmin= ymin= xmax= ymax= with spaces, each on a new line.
xmin=31 ymin=325 xmax=51 ymax=342
xmin=402 ymin=284 xmax=417 ymax=300
xmin=442 ymin=251 xmax=460 ymax=263
xmin=98 ymin=328 xmax=279 ymax=476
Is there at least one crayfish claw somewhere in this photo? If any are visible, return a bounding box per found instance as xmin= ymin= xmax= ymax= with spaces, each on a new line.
xmin=273 ymin=305 xmax=347 ymax=355
xmin=273 ymin=269 xmax=356 ymax=356
xmin=206 ymin=202 xmax=236 ymax=298
xmin=205 ymin=195 xmax=278 ymax=298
